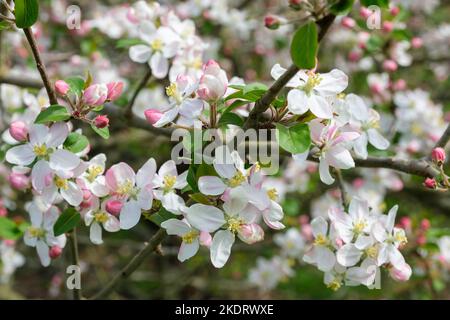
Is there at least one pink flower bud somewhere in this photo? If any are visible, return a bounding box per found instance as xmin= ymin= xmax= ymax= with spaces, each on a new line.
xmin=382 ymin=21 xmax=394 ymax=33
xmin=383 ymin=59 xmax=398 ymax=72
xmin=94 ymin=115 xmax=109 ymax=129
xmin=83 ymin=84 xmax=108 ymax=106
xmin=420 ymin=219 xmax=431 ymax=231
xmin=341 ymin=17 xmax=356 ymax=29
xmin=8 ymin=172 xmax=30 ymax=190
xmin=424 ymin=177 xmax=437 ymax=189
xmin=106 ymin=81 xmax=124 ymax=101
xmin=144 ymin=109 xmax=164 ymax=126
xmin=105 ymin=200 xmax=123 ymax=216
xmin=264 ymin=15 xmax=280 ymax=30
xmin=352 ymin=178 xmax=365 ymax=189
xmin=417 ymin=234 xmax=427 ymax=245
xmin=392 ymin=79 xmax=407 ymax=91
xmin=55 ymin=80 xmax=70 ymax=96
xmin=431 ymin=147 xmax=446 ymax=164
xmin=0 ymin=207 xmax=7 ymax=217
xmin=411 ymin=37 xmax=423 ymax=49
xmin=199 ymin=231 xmax=212 ymax=247
xmin=3 ymin=239 xmax=15 ymax=246
xmin=360 ymin=7 xmax=372 ymax=19
xmin=399 ymin=217 xmax=412 ymax=230
xmin=389 ymin=263 xmax=412 ymax=282
xmin=197 ymin=60 xmax=228 ymax=102
xmin=390 ymin=6 xmax=400 ymax=16
xmin=9 ymin=121 xmax=28 ymax=142
xmin=238 ymin=223 xmax=264 ymax=244
xmin=49 ymin=246 xmax=63 ymax=259
xmin=82 ymin=189 xmax=92 ymax=201
xmin=348 ymin=50 xmax=362 ymax=62
xmin=288 ymin=0 xmax=302 ymax=10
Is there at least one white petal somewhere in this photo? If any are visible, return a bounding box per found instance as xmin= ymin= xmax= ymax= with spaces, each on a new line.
xmin=136 ymin=158 xmax=157 ymax=188
xmin=160 ymin=192 xmax=184 ymax=214
xmin=315 ymin=69 xmax=348 ymax=96
xmin=49 ymin=149 xmax=80 ymax=172
xmin=90 ymin=222 xmax=103 ymax=245
xmin=316 ymin=246 xmax=336 ymax=272
xmin=129 ymin=44 xmax=152 ymax=63
xmin=353 ymin=134 xmax=368 ymax=159
xmin=367 ymin=128 xmax=389 ymax=150
xmin=309 ymin=94 xmax=333 ymax=119
xmin=154 ymin=107 xmax=179 ymax=127
xmin=161 ymin=219 xmax=191 ymax=236
xmin=31 ymin=160 xmax=52 ymax=192
xmin=104 ymin=216 xmax=120 ymax=232
xmin=327 ymin=146 xmax=355 ymax=169
xmin=178 ymin=240 xmax=199 ymax=262
xmin=292 ymin=149 xmax=310 ymax=163
xmin=198 ymin=176 xmax=227 ymax=196
xmin=345 ymin=94 xmax=369 ymax=121
xmin=319 ymin=159 xmax=335 ymax=185
xmin=47 ymin=122 xmax=69 ymax=147
xmin=311 ymin=216 xmax=328 ymax=237
xmin=179 ymin=99 xmax=203 ymax=119
xmin=36 ymin=240 xmax=50 ymax=267
xmin=119 ymin=200 xmax=142 ymax=230
xmin=287 ymin=89 xmax=309 ymax=115
xmin=5 ymin=144 xmax=35 ymax=166
xmin=150 ymin=51 xmax=169 ymax=79
xmin=185 ymin=204 xmax=225 ymax=232
xmin=210 ymin=230 xmax=235 ymax=268
xmin=29 ymin=124 xmax=49 ymax=146
xmin=60 ymin=181 xmax=83 ymax=206
xmin=386 ymin=205 xmax=398 ymax=233
xmin=337 ymin=243 xmax=363 ymax=267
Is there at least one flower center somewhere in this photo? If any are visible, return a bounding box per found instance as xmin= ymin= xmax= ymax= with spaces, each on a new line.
xmin=267 ymin=188 xmax=278 ymax=201
xmin=302 ymin=73 xmax=322 ymax=94
xmin=55 ymin=177 xmax=69 ymax=190
xmin=87 ymin=165 xmax=103 ymax=183
xmin=314 ymin=234 xmax=329 ymax=246
xmin=394 ymin=231 xmax=408 ymax=245
xmin=163 ymin=175 xmax=177 ymax=193
xmin=33 ymin=144 xmax=48 ymax=157
xmin=353 ymin=220 xmax=367 ymax=235
xmin=227 ymin=217 xmax=244 ymax=233
xmin=365 ymin=245 xmax=378 ymax=259
xmin=165 ymin=82 xmax=182 ymax=103
xmin=28 ymin=227 xmax=45 ymax=239
xmin=228 ymin=171 xmax=246 ymax=187
xmin=327 ymin=279 xmax=342 ymax=291
xmin=150 ymin=39 xmax=163 ymax=51
xmin=94 ymin=211 xmax=109 ymax=224
xmin=182 ymin=230 xmax=199 ymax=244
xmin=117 ymin=179 xmax=136 ymax=197
xmin=186 ymin=57 xmax=202 ymax=69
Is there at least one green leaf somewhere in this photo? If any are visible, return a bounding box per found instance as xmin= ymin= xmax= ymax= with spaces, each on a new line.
xmin=34 ymin=105 xmax=71 ymax=124
xmin=243 ymin=82 xmax=268 ymax=95
xmin=0 ymin=217 xmax=23 ymax=240
xmin=330 ymin=0 xmax=355 ymax=14
xmin=360 ymin=0 xmax=389 ymax=8
xmin=116 ymin=38 xmax=147 ymax=49
xmin=218 ymin=112 xmax=244 ymax=128
xmin=276 ymin=123 xmax=311 ymax=154
xmin=66 ymin=76 xmax=85 ymax=96
xmin=196 ymin=162 xmax=218 ymax=179
xmin=91 ymin=125 xmax=110 ymax=139
xmin=53 ymin=208 xmax=81 ymax=236
xmin=14 ymin=0 xmax=39 ymax=29
xmin=228 ymin=84 xmax=245 ymax=91
xmin=189 ymin=193 xmax=214 ymax=205
xmin=290 ymin=22 xmax=318 ymax=69
xmin=148 ymin=208 xmax=177 ymax=226
xmin=221 ymin=99 xmax=249 ymax=113
xmin=64 ymin=133 xmax=89 ymax=153
xmin=187 ymin=165 xmax=199 ymax=192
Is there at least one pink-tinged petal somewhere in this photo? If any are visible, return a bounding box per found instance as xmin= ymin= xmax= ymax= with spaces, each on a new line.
xmin=90 ymin=222 xmax=103 ymax=245
xmin=29 ymin=124 xmax=49 ymax=146
xmin=179 ymin=98 xmax=203 ymax=119
xmin=185 ymin=204 xmax=225 ymax=233
xmin=154 ymin=107 xmax=179 ymax=127
xmin=105 ymin=162 xmax=136 ymax=192
xmin=31 ymin=160 xmax=53 ymax=192
xmin=367 ymin=128 xmax=389 ymax=150
xmin=327 ymin=146 xmax=355 ymax=169
xmin=337 ymin=243 xmax=363 ymax=267
xmin=5 ymin=144 xmax=35 ymax=166
xmin=178 ymin=240 xmax=199 ymax=262
xmin=309 ymin=119 xmax=325 ymax=144
xmin=150 ymin=51 xmax=169 ymax=79
xmin=129 ymin=44 xmax=151 ymax=63
xmin=388 ymin=246 xmax=405 ymax=269
xmin=319 ymin=159 xmax=335 ymax=185
xmin=60 ymin=181 xmax=83 ymax=206
xmin=104 ymin=215 xmax=120 ymax=232
xmin=47 ymin=122 xmax=69 ymax=148
xmin=287 ymin=89 xmax=308 ymax=115
xmin=199 ymin=231 xmax=212 ymax=247
xmin=136 ymin=158 xmax=156 ymax=188
xmin=311 ymin=217 xmax=328 ymax=238
xmin=210 ymin=230 xmax=235 ymax=268
xmin=315 ymin=69 xmax=348 ymax=96
xmin=49 ymin=149 xmax=80 ymax=173
xmin=161 ymin=219 xmax=191 ymax=236
xmin=119 ymin=200 xmax=141 ymax=230
xmin=309 ymin=94 xmax=333 ymax=119
xmin=198 ymin=176 xmax=227 ymax=196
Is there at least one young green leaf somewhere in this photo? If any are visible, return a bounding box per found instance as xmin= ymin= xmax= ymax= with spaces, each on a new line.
xmin=66 ymin=76 xmax=85 ymax=96
xmin=91 ymin=125 xmax=110 ymax=139
xmin=53 ymin=208 xmax=81 ymax=236
xmin=276 ymin=123 xmax=311 ymax=154
xmin=360 ymin=0 xmax=389 ymax=8
xmin=148 ymin=208 xmax=177 ymax=226
xmin=0 ymin=217 xmax=23 ymax=240
xmin=14 ymin=0 xmax=39 ymax=29
xmin=218 ymin=112 xmax=244 ymax=128
xmin=64 ymin=133 xmax=89 ymax=153
xmin=290 ymin=22 xmax=318 ymax=69
xmin=34 ymin=105 xmax=71 ymax=124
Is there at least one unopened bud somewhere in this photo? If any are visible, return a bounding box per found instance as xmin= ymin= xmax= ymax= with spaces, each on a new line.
xmin=9 ymin=121 xmax=28 ymax=142
xmin=49 ymin=246 xmax=63 ymax=259
xmin=94 ymin=115 xmax=109 ymax=129
xmin=105 ymin=200 xmax=123 ymax=216
xmin=431 ymin=147 xmax=445 ymax=165
xmin=144 ymin=109 xmax=164 ymax=126
xmin=264 ymin=15 xmax=280 ymax=30
xmin=423 ymin=177 xmax=437 ymax=189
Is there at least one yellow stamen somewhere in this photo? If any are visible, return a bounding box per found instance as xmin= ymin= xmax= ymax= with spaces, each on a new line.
xmin=86 ymin=165 xmax=103 ymax=183
xmin=353 ymin=220 xmax=367 ymax=234
xmin=55 ymin=177 xmax=69 ymax=190
xmin=228 ymin=171 xmax=246 ymax=187
xmin=327 ymin=279 xmax=341 ymax=291
xmin=227 ymin=217 xmax=244 ymax=233
xmin=182 ymin=230 xmax=199 ymax=244
xmin=314 ymin=234 xmax=329 ymax=246
xmin=33 ymin=144 xmax=48 ymax=157
xmin=302 ymin=73 xmax=322 ymax=94
xmin=150 ymin=39 xmax=163 ymax=51
xmin=94 ymin=211 xmax=109 ymax=224
xmin=28 ymin=227 xmax=45 ymax=238
xmin=267 ymin=188 xmax=278 ymax=201
xmin=163 ymin=175 xmax=177 ymax=193
xmin=365 ymin=245 xmax=378 ymax=259
xmin=117 ymin=179 xmax=134 ymax=196
xmin=394 ymin=231 xmax=408 ymax=245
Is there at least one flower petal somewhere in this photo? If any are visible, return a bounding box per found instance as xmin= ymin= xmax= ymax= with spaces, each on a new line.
xmin=210 ymin=230 xmax=235 ymax=268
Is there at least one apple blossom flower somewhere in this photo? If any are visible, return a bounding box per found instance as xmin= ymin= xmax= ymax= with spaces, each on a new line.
xmin=106 ymin=159 xmax=156 ymax=230
xmin=274 ymin=228 xmax=305 ymax=258
xmin=23 ymin=202 xmax=66 ymax=267
xmin=83 ymin=84 xmax=108 ymax=106
xmin=75 ymin=154 xmax=109 ymax=198
xmin=8 ymin=172 xmax=30 ymax=190
xmin=271 ymin=64 xmax=348 ymax=119
xmin=129 ymin=21 xmax=180 ymax=78
xmin=161 ymin=218 xmax=201 ymax=262
xmin=153 ymin=160 xmax=187 ymax=213
xmin=84 ymin=197 xmax=120 ymax=245
xmin=152 ymin=75 xmax=204 ymax=128
xmin=197 ymin=60 xmax=228 ymax=102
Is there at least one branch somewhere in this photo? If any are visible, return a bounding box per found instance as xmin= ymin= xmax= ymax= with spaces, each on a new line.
xmin=334 ymin=169 xmax=348 ymax=208
xmin=243 ymin=13 xmax=336 ymax=129
xmin=124 ymin=67 xmax=152 ymax=120
xmin=22 ymin=28 xmax=58 ymax=105
xmin=67 ymin=228 xmax=82 ymax=300
xmin=90 ymin=228 xmax=166 ymax=300
xmin=434 ymin=124 xmax=450 ymax=150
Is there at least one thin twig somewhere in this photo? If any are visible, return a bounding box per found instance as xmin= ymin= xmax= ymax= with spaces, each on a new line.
xmin=334 ymin=169 xmax=348 ymax=209
xmin=90 ymin=229 xmax=166 ymax=300
xmin=22 ymin=28 xmax=58 ymax=105
xmin=67 ymin=228 xmax=82 ymax=300
xmin=125 ymin=67 xmax=152 ymax=120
